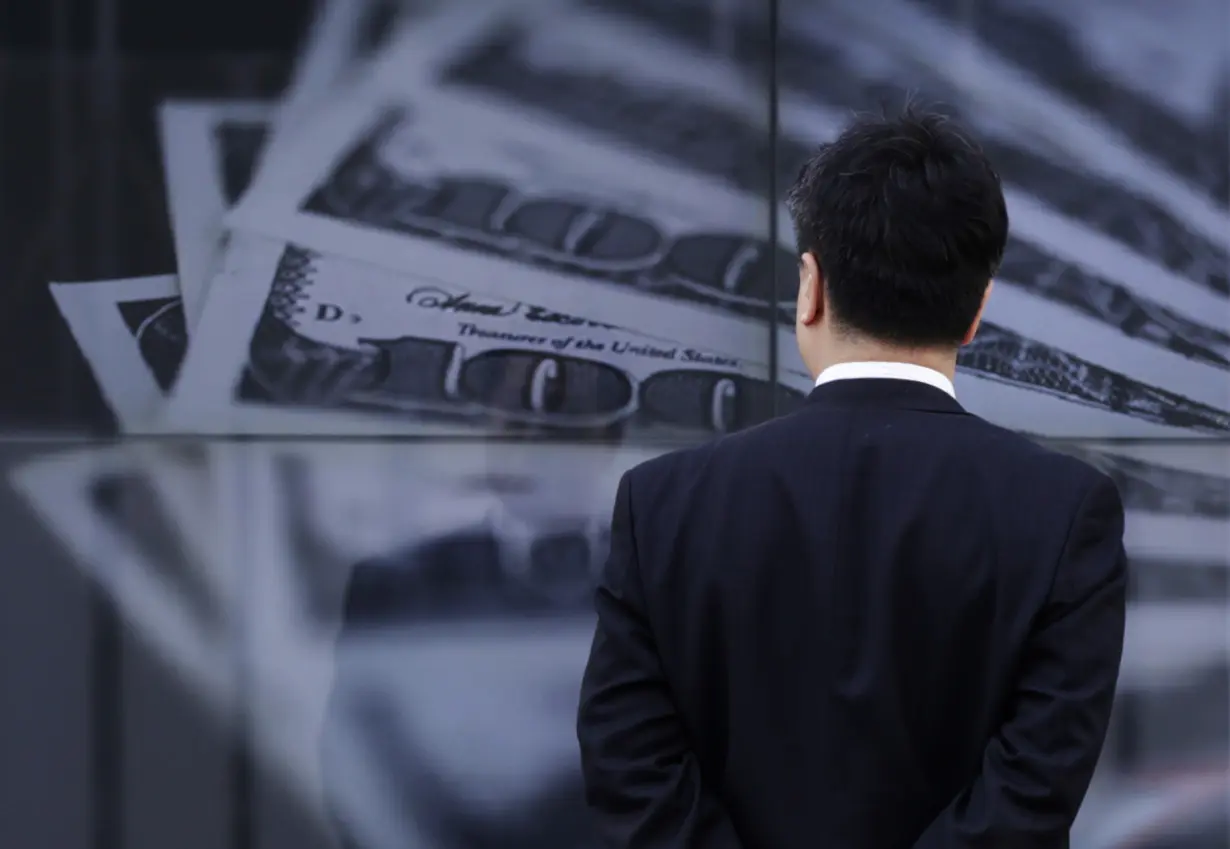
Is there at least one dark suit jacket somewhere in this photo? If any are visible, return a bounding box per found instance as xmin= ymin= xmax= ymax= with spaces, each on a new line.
xmin=577 ymin=378 xmax=1128 ymax=849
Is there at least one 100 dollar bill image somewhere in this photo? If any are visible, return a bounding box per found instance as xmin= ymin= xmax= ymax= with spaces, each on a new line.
xmin=431 ymin=6 xmax=1230 ymax=377
xmin=433 ymin=0 xmax=1230 ymax=427
xmin=225 ymin=69 xmax=1230 ymax=437
xmin=158 ymin=90 xmax=810 ymax=439
xmin=340 ymin=0 xmax=1230 ymax=341
xmin=162 ymin=235 xmax=809 ymax=437
xmin=577 ymin=0 xmax=1228 ymax=263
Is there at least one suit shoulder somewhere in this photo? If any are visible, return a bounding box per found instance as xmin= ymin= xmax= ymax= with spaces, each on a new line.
xmin=626 ymin=415 xmax=811 ymax=510
xmin=626 ymin=408 xmax=799 ymax=479
xmin=624 ymin=440 xmax=716 ymax=494
xmin=963 ymin=417 xmax=1112 ymax=491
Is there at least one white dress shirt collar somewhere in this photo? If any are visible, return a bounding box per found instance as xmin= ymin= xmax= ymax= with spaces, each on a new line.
xmin=813 ymin=361 xmax=957 ymax=398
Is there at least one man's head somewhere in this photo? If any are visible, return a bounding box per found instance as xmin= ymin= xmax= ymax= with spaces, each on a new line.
xmin=787 ymin=106 xmax=1008 ymax=378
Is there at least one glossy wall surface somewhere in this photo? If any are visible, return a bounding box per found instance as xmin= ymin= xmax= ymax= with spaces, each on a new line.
xmin=0 ymin=1 xmax=1226 ymax=848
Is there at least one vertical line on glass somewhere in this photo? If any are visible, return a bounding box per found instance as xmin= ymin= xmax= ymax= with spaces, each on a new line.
xmin=767 ymin=0 xmax=782 ymax=417
xmin=230 ymin=439 xmax=254 ymax=849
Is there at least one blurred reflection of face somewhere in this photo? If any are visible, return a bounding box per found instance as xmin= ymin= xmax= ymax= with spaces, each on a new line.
xmin=318 ymin=443 xmax=661 ymax=848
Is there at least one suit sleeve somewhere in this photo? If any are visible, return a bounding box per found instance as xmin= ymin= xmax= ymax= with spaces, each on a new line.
xmin=577 ymin=471 xmax=744 ymax=849
xmin=916 ymin=474 xmax=1128 ymax=848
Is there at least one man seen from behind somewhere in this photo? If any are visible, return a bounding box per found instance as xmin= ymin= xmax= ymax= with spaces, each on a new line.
xmin=576 ymin=106 xmax=1128 ymax=849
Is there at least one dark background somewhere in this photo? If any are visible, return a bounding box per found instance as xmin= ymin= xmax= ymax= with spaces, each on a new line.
xmin=0 ymin=0 xmax=311 ymax=432
xmin=0 ymin=0 xmax=311 ymax=52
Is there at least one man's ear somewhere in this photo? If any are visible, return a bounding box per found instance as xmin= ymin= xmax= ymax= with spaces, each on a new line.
xmin=797 ymin=252 xmax=824 ymax=326
xmin=961 ymin=279 xmax=995 ymax=345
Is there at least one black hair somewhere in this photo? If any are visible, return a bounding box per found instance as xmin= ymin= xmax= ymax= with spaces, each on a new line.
xmin=786 ymin=105 xmax=1009 ymax=347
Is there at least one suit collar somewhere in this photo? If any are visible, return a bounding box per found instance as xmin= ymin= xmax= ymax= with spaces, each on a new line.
xmin=806 ymin=377 xmax=968 ymax=415
xmin=813 ymin=361 xmax=956 ymax=398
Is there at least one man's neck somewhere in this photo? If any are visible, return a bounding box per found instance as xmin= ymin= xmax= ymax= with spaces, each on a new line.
xmin=815 ymin=344 xmax=958 ymax=384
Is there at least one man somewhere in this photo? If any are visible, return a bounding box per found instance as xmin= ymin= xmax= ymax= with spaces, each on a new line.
xmin=576 ymin=108 xmax=1128 ymax=849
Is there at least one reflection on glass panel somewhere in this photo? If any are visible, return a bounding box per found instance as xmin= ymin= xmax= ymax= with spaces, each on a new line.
xmin=5 ymin=437 xmax=1228 ymax=849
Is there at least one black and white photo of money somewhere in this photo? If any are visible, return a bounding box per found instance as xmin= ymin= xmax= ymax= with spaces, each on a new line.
xmin=49 ymin=275 xmax=187 ymax=431
xmin=874 ymin=0 xmax=1229 ymax=208
xmin=406 ymin=0 xmax=1230 ymax=476
xmin=56 ymin=101 xmax=270 ymax=433
xmin=533 ymin=0 xmax=1230 ymax=374
xmin=164 ymin=235 xmax=809 ymax=437
xmin=160 ymin=101 xmax=273 ymax=328
xmin=213 ymin=439 xmax=655 ymax=849
xmin=254 ymin=439 xmax=657 ymax=629
xmin=8 ymin=444 xmax=243 ymax=849
xmin=7 ymin=443 xmax=322 ymax=849
xmin=156 ymin=0 xmax=415 ymax=330
xmin=1054 ymin=444 xmax=1230 ymax=519
xmin=434 ymin=5 xmax=1230 ymax=352
xmin=158 ymin=90 xmax=803 ymax=439
xmin=275 ymin=0 xmax=410 ymax=139
xmin=1078 ymin=459 xmax=1229 ymax=564
xmin=156 ymin=6 xmax=797 ymax=439
xmin=256 ymin=0 xmax=419 ymax=194
xmin=802 ymin=0 xmax=1230 ymax=235
xmin=9 ymin=445 xmax=238 ymax=721
xmin=226 ymin=74 xmax=1230 ymax=437
xmin=1042 ymin=441 xmax=1230 ymax=692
